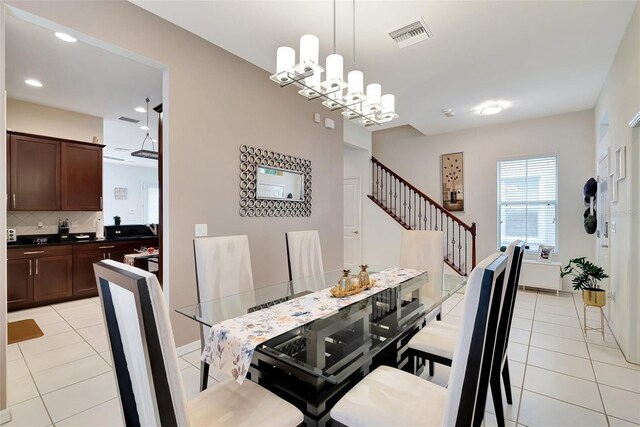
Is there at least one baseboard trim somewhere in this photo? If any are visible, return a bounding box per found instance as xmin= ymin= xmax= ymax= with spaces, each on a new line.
xmin=0 ymin=408 xmax=12 ymax=425
xmin=176 ymin=340 xmax=200 ymax=357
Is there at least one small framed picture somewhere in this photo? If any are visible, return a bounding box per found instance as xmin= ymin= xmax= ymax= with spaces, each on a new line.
xmin=537 ymin=245 xmax=554 ymax=262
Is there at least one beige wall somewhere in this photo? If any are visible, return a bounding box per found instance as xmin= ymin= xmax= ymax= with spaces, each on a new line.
xmin=7 ymin=98 xmax=103 ymax=142
xmin=3 ymin=1 xmax=344 ymax=347
xmin=594 ymin=3 xmax=640 ymax=363
xmin=372 ymin=110 xmax=595 ymax=291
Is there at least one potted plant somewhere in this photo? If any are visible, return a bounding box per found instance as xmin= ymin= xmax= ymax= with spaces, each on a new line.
xmin=113 ymin=215 xmax=121 ymax=226
xmin=560 ymin=257 xmax=608 ymax=307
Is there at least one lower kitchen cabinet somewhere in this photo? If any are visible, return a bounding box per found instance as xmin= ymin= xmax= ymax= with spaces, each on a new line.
xmin=8 ymin=238 xmax=158 ymax=311
xmin=8 ymin=246 xmax=73 ymax=311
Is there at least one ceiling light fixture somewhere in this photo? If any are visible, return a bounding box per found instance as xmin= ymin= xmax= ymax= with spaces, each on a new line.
xmin=24 ymin=79 xmax=43 ymax=87
xmin=134 ymin=107 xmax=146 ymax=113
xmin=478 ymin=101 xmax=509 ymax=116
xmin=269 ymin=0 xmax=397 ymax=127
xmin=54 ymin=32 xmax=77 ymax=43
xmin=131 ymin=97 xmax=159 ymax=160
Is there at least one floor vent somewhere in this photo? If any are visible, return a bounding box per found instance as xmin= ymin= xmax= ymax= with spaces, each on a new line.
xmin=389 ymin=18 xmax=432 ymax=48
xmin=118 ymin=116 xmax=140 ymax=124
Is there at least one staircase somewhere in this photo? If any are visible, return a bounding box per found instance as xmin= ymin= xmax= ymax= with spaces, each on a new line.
xmin=368 ymin=157 xmax=477 ymax=276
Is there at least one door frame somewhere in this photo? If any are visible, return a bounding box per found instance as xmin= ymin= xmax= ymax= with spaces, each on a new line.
xmin=344 ymin=176 xmax=363 ymax=267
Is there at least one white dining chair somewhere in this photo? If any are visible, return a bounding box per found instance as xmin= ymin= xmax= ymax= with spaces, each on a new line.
xmin=407 ymin=240 xmax=525 ymax=427
xmin=94 ymin=260 xmax=303 ymax=427
xmin=330 ymin=252 xmax=509 ymax=427
xmin=399 ymin=229 xmax=445 ymax=320
xmin=193 ymin=235 xmax=255 ymax=389
xmin=285 ymin=230 xmax=324 ymax=281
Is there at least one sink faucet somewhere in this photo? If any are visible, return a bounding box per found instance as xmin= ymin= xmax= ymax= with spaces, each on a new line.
xmin=146 ymin=224 xmax=158 ymax=236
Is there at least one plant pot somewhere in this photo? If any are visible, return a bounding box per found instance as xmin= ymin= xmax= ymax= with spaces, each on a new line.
xmin=582 ymin=288 xmax=606 ymax=307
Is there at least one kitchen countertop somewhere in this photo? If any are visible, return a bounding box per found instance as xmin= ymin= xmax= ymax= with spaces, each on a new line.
xmin=8 ymin=234 xmax=159 ymax=249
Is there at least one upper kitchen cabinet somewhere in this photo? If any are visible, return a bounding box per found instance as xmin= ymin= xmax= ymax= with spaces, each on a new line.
xmin=7 ymin=131 xmax=104 ymax=211
xmin=62 ymin=142 xmax=103 ymax=210
xmin=9 ymin=133 xmax=61 ymax=211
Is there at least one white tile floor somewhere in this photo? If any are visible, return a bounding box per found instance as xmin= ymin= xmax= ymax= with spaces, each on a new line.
xmin=5 ymin=289 xmax=640 ymax=426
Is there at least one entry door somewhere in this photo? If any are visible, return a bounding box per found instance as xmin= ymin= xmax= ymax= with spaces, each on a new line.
xmin=343 ymin=177 xmax=362 ymax=268
xmin=596 ymin=154 xmax=610 ymax=299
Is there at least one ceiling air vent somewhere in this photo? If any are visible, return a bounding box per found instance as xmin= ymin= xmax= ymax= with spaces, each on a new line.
xmin=104 ymin=155 xmax=125 ymax=161
xmin=118 ymin=116 xmax=140 ymax=124
xmin=114 ymin=147 xmax=132 ymax=152
xmin=389 ymin=18 xmax=432 ymax=48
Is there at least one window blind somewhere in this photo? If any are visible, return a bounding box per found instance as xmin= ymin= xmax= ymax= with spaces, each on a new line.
xmin=497 ymin=155 xmax=558 ymax=252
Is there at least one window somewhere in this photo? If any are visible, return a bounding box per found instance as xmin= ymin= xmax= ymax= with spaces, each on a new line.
xmin=143 ymin=183 xmax=159 ymax=224
xmin=497 ymin=155 xmax=557 ymax=252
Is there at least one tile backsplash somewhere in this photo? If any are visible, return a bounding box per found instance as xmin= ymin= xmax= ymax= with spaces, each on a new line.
xmin=7 ymin=211 xmax=103 ymax=236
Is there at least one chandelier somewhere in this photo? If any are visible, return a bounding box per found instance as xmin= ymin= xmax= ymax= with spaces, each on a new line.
xmin=131 ymin=97 xmax=159 ymax=160
xmin=269 ymin=0 xmax=397 ymax=127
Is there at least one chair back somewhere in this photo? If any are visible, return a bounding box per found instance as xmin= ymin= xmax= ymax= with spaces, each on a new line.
xmin=441 ymin=253 xmax=508 ymax=427
xmin=399 ymin=230 xmax=444 ymax=271
xmin=94 ymin=260 xmax=189 ymax=427
xmin=496 ymin=240 xmax=526 ymax=365
xmin=285 ymin=230 xmax=324 ymax=281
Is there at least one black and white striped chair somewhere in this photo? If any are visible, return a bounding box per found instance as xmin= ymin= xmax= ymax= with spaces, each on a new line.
xmin=94 ymin=260 xmax=303 ymax=427
xmin=407 ymin=240 xmax=525 ymax=427
xmin=330 ymin=253 xmax=509 ymax=427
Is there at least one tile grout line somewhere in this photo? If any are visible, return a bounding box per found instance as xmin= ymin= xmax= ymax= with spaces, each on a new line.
xmin=51 ymin=396 xmax=120 ymax=426
xmin=575 ymin=296 xmax=611 ymax=427
xmin=513 ymin=289 xmax=538 ymax=426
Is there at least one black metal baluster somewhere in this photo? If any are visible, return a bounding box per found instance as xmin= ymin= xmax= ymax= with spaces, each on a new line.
xmin=458 ymin=224 xmax=462 ymax=275
xmin=465 ymin=231 xmax=468 ymax=276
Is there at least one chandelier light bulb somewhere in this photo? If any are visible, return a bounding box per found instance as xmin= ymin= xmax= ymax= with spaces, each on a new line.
xmin=381 ymin=94 xmax=395 ymax=112
xmin=366 ymin=84 xmax=381 ymax=105
xmin=347 ymin=70 xmax=364 ymax=95
xmin=276 ymin=46 xmax=295 ymax=73
xmin=326 ymin=54 xmax=344 ymax=81
xmin=300 ymin=34 xmax=319 ymax=66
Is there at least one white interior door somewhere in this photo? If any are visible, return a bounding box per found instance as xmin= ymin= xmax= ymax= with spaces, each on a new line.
xmin=343 ymin=177 xmax=362 ymax=268
xmin=596 ymin=154 xmax=610 ymax=297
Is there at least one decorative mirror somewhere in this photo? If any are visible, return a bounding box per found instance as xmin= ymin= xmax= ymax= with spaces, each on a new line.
xmin=239 ymin=145 xmax=311 ymax=217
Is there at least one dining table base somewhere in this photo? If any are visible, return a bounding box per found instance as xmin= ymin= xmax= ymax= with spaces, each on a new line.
xmin=248 ymin=314 xmax=430 ymax=426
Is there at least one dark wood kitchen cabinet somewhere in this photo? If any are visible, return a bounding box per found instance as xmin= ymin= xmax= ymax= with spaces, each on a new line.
xmin=7 ymin=246 xmax=73 ymax=311
xmin=7 ymin=132 xmax=104 ymax=211
xmin=72 ymin=239 xmax=158 ymax=298
xmin=62 ymin=142 xmax=103 ymax=211
xmin=9 ymin=133 xmax=61 ymax=211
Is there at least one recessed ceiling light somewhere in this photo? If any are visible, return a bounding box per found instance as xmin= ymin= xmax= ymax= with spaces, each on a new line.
xmin=54 ymin=32 xmax=77 ymax=43
xmin=24 ymin=79 xmax=43 ymax=87
xmin=134 ymin=107 xmax=146 ymax=113
xmin=477 ymin=101 xmax=510 ymax=116
xmin=140 ymin=125 xmax=150 ymax=130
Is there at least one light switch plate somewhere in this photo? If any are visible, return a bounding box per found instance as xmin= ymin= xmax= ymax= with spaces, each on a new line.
xmin=324 ymin=118 xmax=335 ymax=129
xmin=195 ymin=223 xmax=208 ymax=237
xmin=313 ymin=113 xmax=321 ymax=123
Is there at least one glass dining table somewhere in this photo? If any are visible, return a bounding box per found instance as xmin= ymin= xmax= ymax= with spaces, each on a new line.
xmin=176 ymin=267 xmax=467 ymax=426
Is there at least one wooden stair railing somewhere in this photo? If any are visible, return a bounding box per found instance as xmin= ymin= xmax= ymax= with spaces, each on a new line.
xmin=369 ymin=156 xmax=477 ymax=276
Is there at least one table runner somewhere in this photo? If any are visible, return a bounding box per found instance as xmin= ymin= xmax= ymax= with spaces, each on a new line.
xmin=123 ymin=251 xmax=159 ymax=266
xmin=201 ymin=267 xmax=424 ymax=383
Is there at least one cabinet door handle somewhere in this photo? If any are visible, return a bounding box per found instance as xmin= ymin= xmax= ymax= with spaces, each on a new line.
xmin=102 ymin=253 xmax=106 ymax=260
xmin=29 ymin=260 xmax=32 ymax=276
xmin=23 ymin=251 xmax=45 ymax=255
xmin=35 ymin=259 xmax=39 ymax=275
xmin=108 ymin=253 xmax=111 ymax=259
xmin=12 ymin=193 xmax=16 ymax=209
xmin=99 ymin=246 xmax=115 ymax=249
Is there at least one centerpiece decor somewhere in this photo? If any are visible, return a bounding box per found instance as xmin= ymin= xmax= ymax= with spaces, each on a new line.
xmin=331 ymin=267 xmax=376 ymax=298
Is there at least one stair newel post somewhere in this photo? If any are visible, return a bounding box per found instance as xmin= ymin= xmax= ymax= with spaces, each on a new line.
xmin=471 ymin=222 xmax=477 ymax=269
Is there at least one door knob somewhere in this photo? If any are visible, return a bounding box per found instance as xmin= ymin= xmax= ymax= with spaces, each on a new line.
xmin=352 ymin=230 xmax=359 ymax=234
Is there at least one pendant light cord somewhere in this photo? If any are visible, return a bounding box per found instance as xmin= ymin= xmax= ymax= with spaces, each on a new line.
xmin=333 ymin=0 xmax=336 ymax=54
xmin=352 ymin=0 xmax=356 ymax=66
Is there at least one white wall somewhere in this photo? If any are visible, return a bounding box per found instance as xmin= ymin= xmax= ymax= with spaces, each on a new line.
xmin=343 ymin=121 xmax=404 ymax=267
xmin=373 ymin=110 xmax=596 ymax=291
xmin=594 ymin=2 xmax=640 ymax=363
xmin=103 ymin=162 xmax=158 ymax=225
